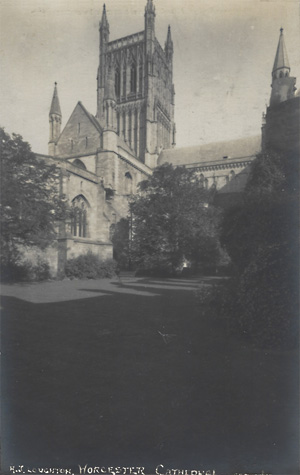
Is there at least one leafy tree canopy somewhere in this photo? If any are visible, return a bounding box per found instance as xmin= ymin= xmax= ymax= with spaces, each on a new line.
xmin=0 ymin=127 xmax=67 ymax=265
xmin=220 ymin=149 xmax=299 ymax=347
xmin=221 ymin=149 xmax=299 ymax=272
xmin=129 ymin=163 xmax=222 ymax=274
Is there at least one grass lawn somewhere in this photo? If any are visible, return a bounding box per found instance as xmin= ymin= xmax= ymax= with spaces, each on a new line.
xmin=1 ymin=276 xmax=299 ymax=474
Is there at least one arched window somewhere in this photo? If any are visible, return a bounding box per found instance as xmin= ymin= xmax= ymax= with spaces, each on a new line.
xmin=73 ymin=159 xmax=87 ymax=170
xmin=71 ymin=195 xmax=89 ymax=238
xmin=279 ymin=71 xmax=283 ymax=78
xmin=199 ymin=173 xmax=205 ymax=186
xmin=204 ymin=178 xmax=208 ymax=189
xmin=130 ymin=63 xmax=137 ymax=93
xmin=125 ymin=172 xmax=133 ymax=195
xmin=230 ymin=170 xmax=235 ymax=180
xmin=115 ymin=68 xmax=121 ymax=98
xmin=285 ymin=71 xmax=289 ymax=77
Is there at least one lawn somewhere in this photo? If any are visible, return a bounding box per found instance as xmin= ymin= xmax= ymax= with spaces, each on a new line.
xmin=1 ymin=276 xmax=299 ymax=474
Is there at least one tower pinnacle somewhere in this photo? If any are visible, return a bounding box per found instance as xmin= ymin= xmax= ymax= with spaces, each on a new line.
xmin=100 ymin=4 xmax=109 ymax=33
xmin=165 ymin=25 xmax=173 ymax=61
xmin=145 ymin=0 xmax=155 ymax=14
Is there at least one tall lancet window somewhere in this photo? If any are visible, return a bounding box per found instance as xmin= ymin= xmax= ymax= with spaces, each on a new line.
xmin=116 ymin=111 xmax=120 ymax=135
xmin=71 ymin=195 xmax=89 ymax=238
xmin=130 ymin=62 xmax=137 ymax=93
xmin=122 ymin=69 xmax=126 ymax=97
xmin=115 ymin=68 xmax=121 ymax=98
xmin=139 ymin=65 xmax=143 ymax=93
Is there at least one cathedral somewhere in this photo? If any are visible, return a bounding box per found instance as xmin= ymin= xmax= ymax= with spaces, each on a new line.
xmin=38 ymin=0 xmax=299 ymax=277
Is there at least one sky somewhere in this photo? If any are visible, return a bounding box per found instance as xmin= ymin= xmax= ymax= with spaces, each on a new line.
xmin=0 ymin=0 xmax=299 ymax=154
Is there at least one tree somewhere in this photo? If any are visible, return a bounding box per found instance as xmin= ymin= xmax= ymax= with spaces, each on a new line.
xmin=220 ymin=149 xmax=299 ymax=347
xmin=0 ymin=127 xmax=67 ymax=270
xmin=129 ymin=164 xmax=221 ymax=275
xmin=111 ymin=218 xmax=131 ymax=270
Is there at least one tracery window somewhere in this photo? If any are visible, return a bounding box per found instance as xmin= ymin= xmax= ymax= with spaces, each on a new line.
xmin=71 ymin=195 xmax=89 ymax=238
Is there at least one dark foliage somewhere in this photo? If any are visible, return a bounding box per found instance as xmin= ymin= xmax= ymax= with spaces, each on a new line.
xmin=111 ymin=218 xmax=131 ymax=270
xmin=65 ymin=252 xmax=117 ymax=279
xmin=0 ymin=127 xmax=68 ymax=269
xmin=220 ymin=149 xmax=299 ymax=348
xmin=1 ymin=257 xmax=51 ymax=283
xmin=130 ymin=163 xmax=222 ymax=275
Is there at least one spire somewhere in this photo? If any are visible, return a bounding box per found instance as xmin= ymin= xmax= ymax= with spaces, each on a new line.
xmin=100 ymin=4 xmax=109 ymax=33
xmin=270 ymin=28 xmax=296 ymax=106
xmin=49 ymin=82 xmax=62 ymax=155
xmin=272 ymin=28 xmax=290 ymax=77
xmin=49 ymin=82 xmax=61 ymax=117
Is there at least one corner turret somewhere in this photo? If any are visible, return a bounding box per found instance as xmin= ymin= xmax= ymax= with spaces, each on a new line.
xmin=270 ymin=28 xmax=296 ymax=106
xmin=104 ymin=66 xmax=116 ymax=129
xmin=145 ymin=0 xmax=155 ymax=57
xmin=48 ymin=82 xmax=62 ymax=156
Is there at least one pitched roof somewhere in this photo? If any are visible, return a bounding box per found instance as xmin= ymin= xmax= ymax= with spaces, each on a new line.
xmin=49 ymin=82 xmax=61 ymax=116
xmin=272 ymin=28 xmax=290 ymax=74
xmin=158 ymin=136 xmax=261 ymax=168
xmin=77 ymin=102 xmax=103 ymax=132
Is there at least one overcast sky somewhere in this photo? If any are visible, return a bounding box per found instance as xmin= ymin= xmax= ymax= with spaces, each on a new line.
xmin=0 ymin=0 xmax=299 ymax=154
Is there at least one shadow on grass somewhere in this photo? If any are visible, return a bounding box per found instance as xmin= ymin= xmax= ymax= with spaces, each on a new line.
xmin=1 ymin=281 xmax=299 ymax=474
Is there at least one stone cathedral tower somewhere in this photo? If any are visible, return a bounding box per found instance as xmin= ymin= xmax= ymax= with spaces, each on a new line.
xmin=96 ymin=1 xmax=176 ymax=168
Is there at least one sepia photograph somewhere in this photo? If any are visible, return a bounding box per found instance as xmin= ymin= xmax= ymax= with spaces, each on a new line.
xmin=0 ymin=0 xmax=299 ymax=474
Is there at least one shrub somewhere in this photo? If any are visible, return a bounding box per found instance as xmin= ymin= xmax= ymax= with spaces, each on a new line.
xmin=1 ymin=257 xmax=51 ymax=282
xmin=65 ymin=252 xmax=117 ymax=279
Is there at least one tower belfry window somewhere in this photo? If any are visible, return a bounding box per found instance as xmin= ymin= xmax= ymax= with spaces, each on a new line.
xmin=139 ymin=65 xmax=143 ymax=93
xmin=115 ymin=68 xmax=121 ymax=98
xmin=123 ymin=69 xmax=126 ymax=97
xmin=130 ymin=63 xmax=137 ymax=93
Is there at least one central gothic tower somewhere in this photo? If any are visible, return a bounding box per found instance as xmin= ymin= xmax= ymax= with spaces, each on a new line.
xmin=96 ymin=0 xmax=176 ymax=168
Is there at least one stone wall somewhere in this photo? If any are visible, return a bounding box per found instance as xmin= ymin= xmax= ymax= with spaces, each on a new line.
xmin=265 ymin=96 xmax=300 ymax=156
xmin=55 ymin=103 xmax=101 ymax=158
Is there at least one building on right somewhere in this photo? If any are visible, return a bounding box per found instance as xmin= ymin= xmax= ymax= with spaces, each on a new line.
xmin=159 ymin=28 xmax=299 ymax=207
xmin=262 ymin=28 xmax=300 ymax=157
